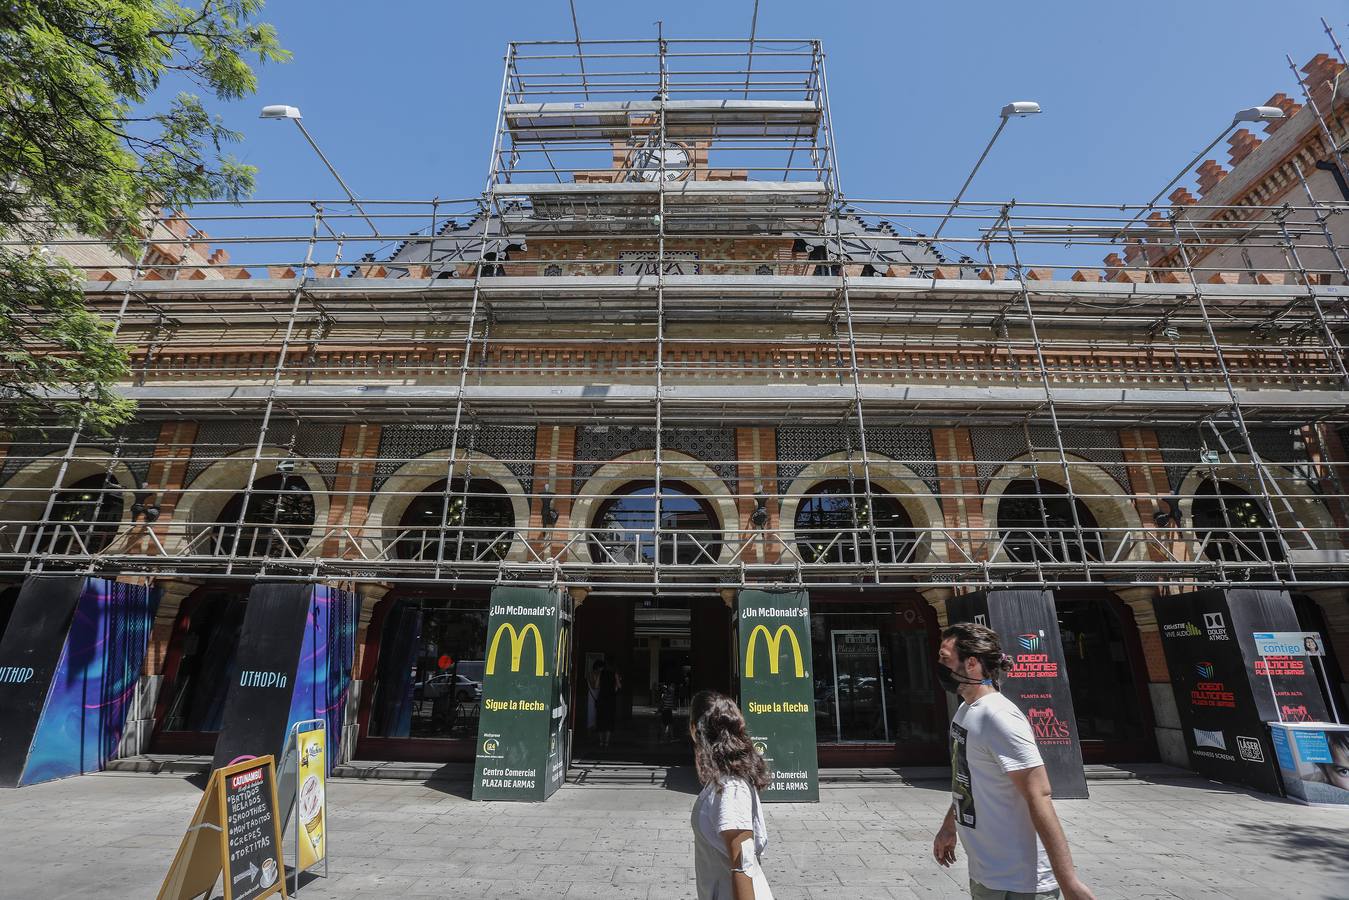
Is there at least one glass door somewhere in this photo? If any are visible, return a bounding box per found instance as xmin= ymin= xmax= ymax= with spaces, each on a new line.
xmin=829 ymin=629 xmax=890 ymax=742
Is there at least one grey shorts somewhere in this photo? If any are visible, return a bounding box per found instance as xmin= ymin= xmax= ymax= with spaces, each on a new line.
xmin=970 ymin=880 xmax=1061 ymax=900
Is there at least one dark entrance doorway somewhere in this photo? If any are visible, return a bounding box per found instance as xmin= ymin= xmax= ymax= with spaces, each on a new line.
xmin=0 ymin=583 xmax=18 ymax=639
xmin=572 ymin=595 xmax=731 ymax=763
xmin=151 ymin=585 xmax=249 ymax=755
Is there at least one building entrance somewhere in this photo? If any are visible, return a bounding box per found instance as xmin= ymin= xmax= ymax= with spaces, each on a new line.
xmin=573 ymin=595 xmax=731 ymax=763
xmin=151 ymin=586 xmax=249 ymax=755
xmin=0 ymin=583 xmax=18 ymax=640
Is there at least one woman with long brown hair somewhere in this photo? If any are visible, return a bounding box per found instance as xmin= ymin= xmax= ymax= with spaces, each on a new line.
xmin=689 ymin=691 xmax=775 ymax=899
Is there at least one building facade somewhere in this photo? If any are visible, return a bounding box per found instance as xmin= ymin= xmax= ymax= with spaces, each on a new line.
xmin=1 ymin=39 xmax=1347 ymax=778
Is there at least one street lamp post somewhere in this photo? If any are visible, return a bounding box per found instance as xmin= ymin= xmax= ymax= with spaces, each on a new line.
xmin=259 ymin=104 xmax=381 ymax=237
xmin=930 ymin=101 xmax=1042 ymax=242
xmin=1113 ymin=105 xmax=1286 ymax=242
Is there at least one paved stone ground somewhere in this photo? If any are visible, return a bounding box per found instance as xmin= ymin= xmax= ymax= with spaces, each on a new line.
xmin=1 ymin=770 xmax=1346 ymax=899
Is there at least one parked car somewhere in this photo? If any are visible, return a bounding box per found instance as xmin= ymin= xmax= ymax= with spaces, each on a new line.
xmin=416 ymin=673 xmax=482 ymax=702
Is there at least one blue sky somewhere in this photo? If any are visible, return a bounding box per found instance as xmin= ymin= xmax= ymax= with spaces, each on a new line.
xmin=196 ymin=2 xmax=1344 ymax=217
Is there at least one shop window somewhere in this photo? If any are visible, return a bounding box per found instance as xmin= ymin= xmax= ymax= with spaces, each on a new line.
xmin=368 ymin=596 xmax=489 ymax=740
xmin=1056 ymin=597 xmax=1143 ymax=743
xmin=25 ymin=472 xmax=124 ymax=556
xmin=210 ymin=472 xmax=315 ymax=557
xmin=591 ymin=482 xmax=721 ymax=565
xmin=795 ymin=480 xmax=916 ymax=564
xmin=809 ymin=599 xmax=942 ymax=746
xmin=998 ymin=478 xmax=1103 ymax=564
xmin=158 ymin=591 xmax=248 ymax=735
xmin=395 ymin=478 xmax=515 ymax=562
xmin=1192 ymin=480 xmax=1285 ymax=563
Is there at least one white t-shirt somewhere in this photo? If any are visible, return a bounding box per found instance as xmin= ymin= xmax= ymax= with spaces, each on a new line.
xmin=694 ymin=776 xmax=769 ymax=862
xmin=950 ymin=691 xmax=1056 ymax=893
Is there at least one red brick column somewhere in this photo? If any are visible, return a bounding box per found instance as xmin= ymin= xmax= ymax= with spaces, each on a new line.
xmin=1120 ymin=427 xmax=1172 ymax=563
xmin=734 ymin=427 xmax=777 ymax=563
xmin=530 ymin=425 xmax=577 ymax=559
xmin=1302 ymin=423 xmax=1349 ymax=531
xmin=932 ymin=427 xmax=983 ymax=563
xmin=322 ymin=423 xmax=382 ymax=558
xmin=1114 ymin=585 xmax=1170 ymax=683
xmin=134 ymin=420 xmax=198 ymax=556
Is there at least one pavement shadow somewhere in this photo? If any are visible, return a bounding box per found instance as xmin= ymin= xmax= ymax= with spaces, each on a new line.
xmin=1232 ymin=821 xmax=1349 ymax=874
xmin=418 ymin=769 xmax=474 ymax=800
xmin=661 ymin=765 xmax=701 ymax=794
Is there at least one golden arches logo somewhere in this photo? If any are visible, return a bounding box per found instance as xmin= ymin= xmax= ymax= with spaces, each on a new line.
xmin=744 ymin=624 xmax=806 ymax=678
xmin=486 ymin=622 xmax=546 ymax=676
xmin=556 ymin=623 xmax=570 ymax=677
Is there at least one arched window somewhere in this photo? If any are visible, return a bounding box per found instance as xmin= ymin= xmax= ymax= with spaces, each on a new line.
xmin=396 ymin=478 xmax=516 ymax=562
xmin=795 ymin=480 xmax=916 ymax=564
xmin=997 ymin=479 xmax=1103 ymax=564
xmin=1192 ymin=480 xmax=1284 ymax=563
xmin=591 ymin=482 xmax=721 ymax=565
xmin=211 ymin=472 xmax=315 ymax=558
xmin=28 ymin=472 xmax=124 ymax=556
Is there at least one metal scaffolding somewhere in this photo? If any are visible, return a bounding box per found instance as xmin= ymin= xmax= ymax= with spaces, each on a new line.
xmin=2 ymin=38 xmax=1347 ymax=593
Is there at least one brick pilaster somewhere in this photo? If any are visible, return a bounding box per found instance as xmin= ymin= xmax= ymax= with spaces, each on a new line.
xmin=735 ymin=427 xmax=778 ymax=563
xmin=1120 ymin=427 xmax=1171 ymax=562
xmin=1302 ymin=423 xmax=1349 ymax=531
xmin=322 ymin=423 xmax=382 ymax=558
xmin=932 ymin=427 xmax=983 ymax=562
xmin=1114 ymin=585 xmax=1170 ymax=683
xmin=135 ymin=420 xmax=199 ymax=556
xmin=530 ymin=425 xmax=576 ymax=559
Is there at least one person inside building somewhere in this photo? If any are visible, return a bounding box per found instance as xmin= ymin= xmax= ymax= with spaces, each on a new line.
xmin=658 ymin=679 xmax=677 ymax=742
xmin=589 ymin=658 xmax=621 ymax=749
xmin=689 ymin=691 xmax=774 ymax=899
xmin=932 ymin=622 xmax=1094 ymax=900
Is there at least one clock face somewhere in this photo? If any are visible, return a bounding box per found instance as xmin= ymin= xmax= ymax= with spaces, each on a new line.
xmin=631 ymin=143 xmax=689 ymax=182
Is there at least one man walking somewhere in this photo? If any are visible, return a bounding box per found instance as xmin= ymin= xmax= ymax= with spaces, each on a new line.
xmin=932 ymin=622 xmax=1094 ymax=900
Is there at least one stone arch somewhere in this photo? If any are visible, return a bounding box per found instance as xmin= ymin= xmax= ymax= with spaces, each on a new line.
xmin=0 ymin=448 xmax=138 ymax=554
xmin=982 ymin=452 xmax=1146 ymax=564
xmin=1175 ymin=457 xmax=1342 ymax=553
xmin=776 ymin=452 xmax=946 ymax=565
xmin=172 ymin=447 xmax=330 ymax=557
xmin=570 ymin=450 xmax=738 ymax=564
xmin=363 ymin=450 xmax=530 ymax=563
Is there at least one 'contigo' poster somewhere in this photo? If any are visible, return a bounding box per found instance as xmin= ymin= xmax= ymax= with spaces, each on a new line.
xmin=472 ymin=585 xmax=569 ymax=802
xmin=737 ymin=589 xmax=819 ymax=803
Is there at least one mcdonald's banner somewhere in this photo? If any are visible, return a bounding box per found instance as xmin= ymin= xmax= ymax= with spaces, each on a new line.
xmin=737 ymin=589 xmax=818 ymax=802
xmin=947 ymin=590 xmax=1088 ymax=799
xmin=473 ymin=585 xmax=571 ymax=802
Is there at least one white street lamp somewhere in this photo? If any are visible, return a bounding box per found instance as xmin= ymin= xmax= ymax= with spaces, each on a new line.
xmin=1115 ymin=105 xmax=1286 ymax=241
xmin=930 ymin=100 xmax=1043 ymax=241
xmin=260 ymin=105 xmax=380 ymax=237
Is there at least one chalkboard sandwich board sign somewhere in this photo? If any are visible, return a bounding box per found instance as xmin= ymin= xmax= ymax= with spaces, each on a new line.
xmin=157 ymin=756 xmax=288 ymax=900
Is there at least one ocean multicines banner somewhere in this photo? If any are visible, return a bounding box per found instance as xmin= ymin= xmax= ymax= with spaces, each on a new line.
xmin=1156 ymin=589 xmax=1329 ymax=795
xmin=948 ymin=590 xmax=1088 ymax=799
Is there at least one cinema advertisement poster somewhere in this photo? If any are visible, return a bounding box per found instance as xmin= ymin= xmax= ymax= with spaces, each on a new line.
xmin=948 ymin=590 xmax=1088 ymax=799
xmin=1156 ymin=589 xmax=1330 ymax=795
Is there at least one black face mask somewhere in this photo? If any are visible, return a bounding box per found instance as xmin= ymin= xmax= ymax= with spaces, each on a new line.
xmin=936 ymin=661 xmax=986 ymax=694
